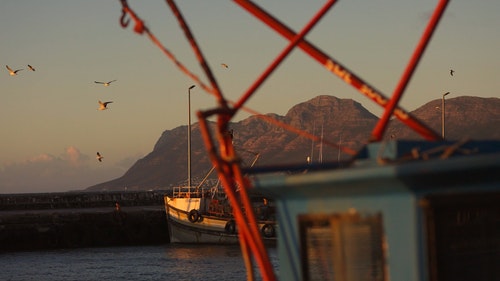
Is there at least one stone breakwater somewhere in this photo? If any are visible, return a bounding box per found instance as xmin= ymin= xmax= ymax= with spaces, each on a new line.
xmin=0 ymin=191 xmax=170 ymax=252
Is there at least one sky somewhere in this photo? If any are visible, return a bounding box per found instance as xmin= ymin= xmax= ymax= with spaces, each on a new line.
xmin=1 ymin=0 xmax=499 ymax=194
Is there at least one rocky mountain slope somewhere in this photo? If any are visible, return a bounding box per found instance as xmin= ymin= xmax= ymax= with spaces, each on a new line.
xmin=86 ymin=95 xmax=500 ymax=191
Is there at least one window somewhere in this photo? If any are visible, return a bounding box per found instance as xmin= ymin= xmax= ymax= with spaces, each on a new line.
xmin=299 ymin=212 xmax=386 ymax=281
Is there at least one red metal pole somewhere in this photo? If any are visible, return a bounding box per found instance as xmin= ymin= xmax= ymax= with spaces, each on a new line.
xmin=196 ymin=112 xmax=276 ymax=280
xmin=371 ymin=0 xmax=450 ymax=141
xmin=233 ymin=0 xmax=441 ymax=140
xmin=166 ymin=0 xmax=227 ymax=109
xmin=233 ymin=0 xmax=338 ymax=113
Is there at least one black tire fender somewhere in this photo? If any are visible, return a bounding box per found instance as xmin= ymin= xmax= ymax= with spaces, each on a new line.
xmin=261 ymin=224 xmax=275 ymax=238
xmin=225 ymin=220 xmax=236 ymax=234
xmin=188 ymin=209 xmax=200 ymax=223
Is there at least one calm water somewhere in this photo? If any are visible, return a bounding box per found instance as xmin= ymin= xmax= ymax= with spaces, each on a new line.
xmin=0 ymin=244 xmax=279 ymax=281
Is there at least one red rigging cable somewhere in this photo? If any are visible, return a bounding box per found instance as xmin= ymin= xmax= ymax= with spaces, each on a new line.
xmin=117 ymin=1 xmax=450 ymax=280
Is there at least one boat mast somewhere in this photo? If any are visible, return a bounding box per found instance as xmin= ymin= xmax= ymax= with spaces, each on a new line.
xmin=310 ymin=120 xmax=315 ymax=164
xmin=188 ymin=85 xmax=195 ymax=191
xmin=338 ymin=133 xmax=342 ymax=163
xmin=319 ymin=124 xmax=324 ymax=164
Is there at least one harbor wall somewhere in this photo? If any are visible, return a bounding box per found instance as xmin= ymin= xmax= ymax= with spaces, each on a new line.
xmin=0 ymin=191 xmax=170 ymax=252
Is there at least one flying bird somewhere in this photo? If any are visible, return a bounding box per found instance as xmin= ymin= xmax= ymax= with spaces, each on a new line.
xmin=450 ymin=69 xmax=454 ymax=76
xmin=6 ymin=65 xmax=23 ymax=76
xmin=94 ymin=80 xmax=117 ymax=86
xmin=96 ymin=152 xmax=103 ymax=162
xmin=98 ymin=100 xmax=113 ymax=110
xmin=221 ymin=63 xmax=229 ymax=69
xmin=28 ymin=65 xmax=36 ymax=71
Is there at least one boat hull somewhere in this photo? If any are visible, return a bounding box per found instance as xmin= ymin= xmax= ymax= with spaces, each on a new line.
xmin=165 ymin=196 xmax=277 ymax=244
xmin=168 ymin=214 xmax=240 ymax=244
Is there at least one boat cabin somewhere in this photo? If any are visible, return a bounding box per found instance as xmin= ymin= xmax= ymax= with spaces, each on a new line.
xmin=252 ymin=140 xmax=500 ymax=281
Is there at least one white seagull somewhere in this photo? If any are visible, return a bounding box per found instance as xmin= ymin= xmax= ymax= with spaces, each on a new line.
xmin=98 ymin=100 xmax=113 ymax=110
xmin=6 ymin=65 xmax=23 ymax=76
xmin=96 ymin=152 xmax=103 ymax=162
xmin=28 ymin=65 xmax=36 ymax=71
xmin=95 ymin=80 xmax=117 ymax=86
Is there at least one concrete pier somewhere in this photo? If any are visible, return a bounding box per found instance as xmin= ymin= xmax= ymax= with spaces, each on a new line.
xmin=0 ymin=191 xmax=170 ymax=252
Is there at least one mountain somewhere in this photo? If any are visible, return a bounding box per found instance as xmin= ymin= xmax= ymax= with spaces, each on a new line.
xmin=86 ymin=95 xmax=500 ymax=191
xmin=386 ymin=96 xmax=500 ymax=140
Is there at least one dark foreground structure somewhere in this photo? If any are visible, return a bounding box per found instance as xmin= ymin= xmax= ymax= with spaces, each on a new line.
xmin=0 ymin=191 xmax=169 ymax=252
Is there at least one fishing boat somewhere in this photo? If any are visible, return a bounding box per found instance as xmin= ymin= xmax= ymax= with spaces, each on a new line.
xmin=164 ymin=181 xmax=277 ymax=244
xmin=164 ymin=85 xmax=277 ymax=244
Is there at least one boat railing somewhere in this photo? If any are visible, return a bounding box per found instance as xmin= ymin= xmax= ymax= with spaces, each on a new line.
xmin=172 ymin=186 xmax=208 ymax=198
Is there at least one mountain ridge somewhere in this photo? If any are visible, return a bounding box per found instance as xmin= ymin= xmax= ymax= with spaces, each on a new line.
xmin=86 ymin=95 xmax=500 ymax=191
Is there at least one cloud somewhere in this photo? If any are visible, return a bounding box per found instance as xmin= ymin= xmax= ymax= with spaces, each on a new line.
xmin=64 ymin=146 xmax=86 ymax=167
xmin=28 ymin=153 xmax=55 ymax=163
xmin=0 ymin=146 xmax=124 ymax=194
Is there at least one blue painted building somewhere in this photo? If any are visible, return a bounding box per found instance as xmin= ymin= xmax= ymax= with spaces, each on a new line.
xmin=253 ymin=140 xmax=500 ymax=281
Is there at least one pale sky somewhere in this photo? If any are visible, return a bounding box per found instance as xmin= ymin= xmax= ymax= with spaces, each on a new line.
xmin=1 ymin=1 xmax=499 ymax=193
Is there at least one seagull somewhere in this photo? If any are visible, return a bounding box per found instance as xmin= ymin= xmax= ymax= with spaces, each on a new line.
xmin=6 ymin=65 xmax=23 ymax=76
xmin=450 ymin=69 xmax=454 ymax=76
xmin=96 ymin=152 xmax=103 ymax=162
xmin=28 ymin=65 xmax=36 ymax=71
xmin=221 ymin=63 xmax=229 ymax=69
xmin=98 ymin=100 xmax=113 ymax=110
xmin=95 ymin=80 xmax=117 ymax=86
